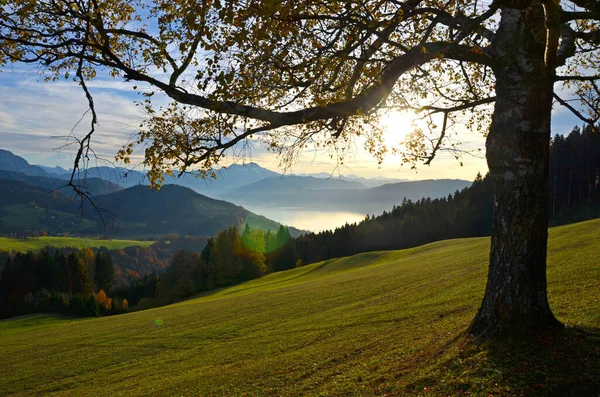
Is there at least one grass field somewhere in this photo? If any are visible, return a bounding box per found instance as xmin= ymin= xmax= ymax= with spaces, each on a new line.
xmin=1 ymin=220 xmax=599 ymax=396
xmin=0 ymin=236 xmax=154 ymax=252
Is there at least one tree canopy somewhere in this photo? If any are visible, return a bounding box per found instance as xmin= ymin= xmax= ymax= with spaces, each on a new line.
xmin=0 ymin=0 xmax=597 ymax=181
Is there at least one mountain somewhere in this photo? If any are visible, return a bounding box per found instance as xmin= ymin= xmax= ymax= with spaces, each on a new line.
xmin=294 ymin=172 xmax=409 ymax=188
xmin=61 ymin=166 xmax=148 ymax=188
xmin=0 ymin=179 xmax=300 ymax=237
xmin=343 ymin=174 xmax=410 ymax=188
xmin=0 ymin=179 xmax=98 ymax=234
xmin=0 ymin=179 xmax=75 ymax=212
xmin=0 ymin=149 xmax=49 ymax=177
xmin=90 ymin=185 xmax=302 ymax=237
xmin=37 ymin=165 xmax=70 ymax=176
xmin=0 ymin=170 xmax=123 ymax=196
xmin=223 ymin=174 xmax=366 ymax=196
xmin=165 ymin=162 xmax=281 ymax=195
xmin=223 ymin=178 xmax=472 ymax=214
xmin=60 ymin=162 xmax=280 ymax=195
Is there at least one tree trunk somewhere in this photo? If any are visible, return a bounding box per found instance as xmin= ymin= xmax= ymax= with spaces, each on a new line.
xmin=470 ymin=6 xmax=562 ymax=340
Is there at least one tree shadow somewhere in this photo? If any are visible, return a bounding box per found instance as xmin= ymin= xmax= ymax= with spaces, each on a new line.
xmin=481 ymin=326 xmax=600 ymax=396
xmin=404 ymin=326 xmax=600 ymax=396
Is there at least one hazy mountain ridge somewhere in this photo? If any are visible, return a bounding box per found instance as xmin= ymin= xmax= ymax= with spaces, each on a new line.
xmin=0 ymin=149 xmax=49 ymax=177
xmin=0 ymin=170 xmax=123 ymax=196
xmin=223 ymin=178 xmax=472 ymax=214
xmin=89 ymin=184 xmax=302 ymax=237
xmin=3 ymin=149 xmax=471 ymax=228
xmin=0 ymin=177 xmax=302 ymax=237
xmin=37 ymin=165 xmax=71 ymax=176
xmin=61 ymin=166 xmax=147 ymax=188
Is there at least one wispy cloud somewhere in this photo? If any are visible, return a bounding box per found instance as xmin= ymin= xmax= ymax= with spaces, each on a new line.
xmin=0 ymin=68 xmax=583 ymax=180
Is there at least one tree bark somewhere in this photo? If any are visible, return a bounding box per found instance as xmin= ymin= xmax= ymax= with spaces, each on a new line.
xmin=470 ymin=5 xmax=562 ymax=340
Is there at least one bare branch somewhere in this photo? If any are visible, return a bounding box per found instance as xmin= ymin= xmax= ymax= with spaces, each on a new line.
xmin=553 ymin=93 xmax=599 ymax=129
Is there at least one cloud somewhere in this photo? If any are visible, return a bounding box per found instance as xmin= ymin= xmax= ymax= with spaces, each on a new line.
xmin=0 ymin=71 xmax=149 ymax=168
xmin=9 ymin=67 xmax=589 ymax=182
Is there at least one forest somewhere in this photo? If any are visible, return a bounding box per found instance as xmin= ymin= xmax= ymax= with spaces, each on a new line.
xmin=0 ymin=247 xmax=123 ymax=318
xmin=1 ymin=124 xmax=599 ymax=318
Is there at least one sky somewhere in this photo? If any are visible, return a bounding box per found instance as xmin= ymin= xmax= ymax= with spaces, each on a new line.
xmin=0 ymin=66 xmax=583 ymax=182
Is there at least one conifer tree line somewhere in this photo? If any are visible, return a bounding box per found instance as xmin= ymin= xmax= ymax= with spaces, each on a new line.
xmin=292 ymin=124 xmax=600 ymax=265
xmin=0 ymin=247 xmax=124 ymax=318
xmin=549 ymin=125 xmax=600 ymax=220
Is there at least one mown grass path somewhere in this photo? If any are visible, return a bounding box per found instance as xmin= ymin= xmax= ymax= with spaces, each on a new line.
xmin=1 ymin=220 xmax=599 ymax=396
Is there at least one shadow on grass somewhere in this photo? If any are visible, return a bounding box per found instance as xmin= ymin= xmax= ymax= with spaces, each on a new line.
xmin=484 ymin=326 xmax=600 ymax=397
xmin=405 ymin=326 xmax=600 ymax=396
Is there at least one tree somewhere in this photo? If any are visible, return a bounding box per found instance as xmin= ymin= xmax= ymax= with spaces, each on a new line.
xmin=95 ymin=249 xmax=115 ymax=293
xmin=2 ymin=0 xmax=600 ymax=339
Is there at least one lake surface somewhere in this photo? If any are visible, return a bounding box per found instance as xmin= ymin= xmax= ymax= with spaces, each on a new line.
xmin=245 ymin=206 xmax=366 ymax=233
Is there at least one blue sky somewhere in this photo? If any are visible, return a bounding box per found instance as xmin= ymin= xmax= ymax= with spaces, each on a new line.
xmin=0 ymin=67 xmax=583 ymax=181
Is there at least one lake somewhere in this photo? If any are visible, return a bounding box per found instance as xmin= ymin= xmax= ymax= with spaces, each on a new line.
xmin=244 ymin=206 xmax=367 ymax=233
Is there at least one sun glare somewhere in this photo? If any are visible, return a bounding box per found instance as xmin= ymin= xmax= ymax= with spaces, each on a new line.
xmin=379 ymin=110 xmax=417 ymax=150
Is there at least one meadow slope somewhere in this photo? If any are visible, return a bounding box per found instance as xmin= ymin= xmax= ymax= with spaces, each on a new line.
xmin=0 ymin=237 xmax=154 ymax=252
xmin=1 ymin=220 xmax=599 ymax=396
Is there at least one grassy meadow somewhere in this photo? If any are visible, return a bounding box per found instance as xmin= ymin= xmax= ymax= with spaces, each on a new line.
xmin=0 ymin=219 xmax=599 ymax=396
xmin=0 ymin=236 xmax=154 ymax=252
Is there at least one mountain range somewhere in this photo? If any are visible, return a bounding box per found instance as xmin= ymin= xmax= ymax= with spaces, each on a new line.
xmin=219 ymin=176 xmax=472 ymax=214
xmin=0 ymin=148 xmax=473 ymax=233
xmin=0 ymin=150 xmax=301 ymax=237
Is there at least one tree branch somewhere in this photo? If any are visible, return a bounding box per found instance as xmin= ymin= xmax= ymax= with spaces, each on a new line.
xmin=553 ymin=93 xmax=599 ymax=129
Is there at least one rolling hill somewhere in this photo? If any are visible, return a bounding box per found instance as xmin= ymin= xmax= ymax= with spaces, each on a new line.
xmin=90 ymin=184 xmax=302 ymax=237
xmin=1 ymin=219 xmax=598 ymax=396
xmin=0 ymin=179 xmax=301 ymax=237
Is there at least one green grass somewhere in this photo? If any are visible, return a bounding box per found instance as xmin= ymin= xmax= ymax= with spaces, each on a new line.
xmin=1 ymin=220 xmax=599 ymax=396
xmin=0 ymin=236 xmax=154 ymax=252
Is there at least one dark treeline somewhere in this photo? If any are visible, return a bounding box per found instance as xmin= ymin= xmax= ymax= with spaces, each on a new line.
xmin=0 ymin=235 xmax=208 ymax=287
xmin=0 ymin=247 xmax=127 ymax=318
xmin=294 ymin=173 xmax=493 ymax=264
xmin=293 ymin=124 xmax=600 ymax=265
xmin=549 ymin=124 xmax=600 ymax=221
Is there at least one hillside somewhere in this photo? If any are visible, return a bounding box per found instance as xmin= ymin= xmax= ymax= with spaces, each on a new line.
xmin=90 ymin=184 xmax=302 ymax=237
xmin=1 ymin=219 xmax=598 ymax=396
xmin=0 ymin=149 xmax=49 ymax=177
xmin=0 ymin=236 xmax=153 ymax=252
xmin=0 ymin=179 xmax=300 ymax=237
xmin=0 ymin=170 xmax=123 ymax=196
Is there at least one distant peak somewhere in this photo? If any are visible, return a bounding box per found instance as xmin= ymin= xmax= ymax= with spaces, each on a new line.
xmin=227 ymin=162 xmax=261 ymax=168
